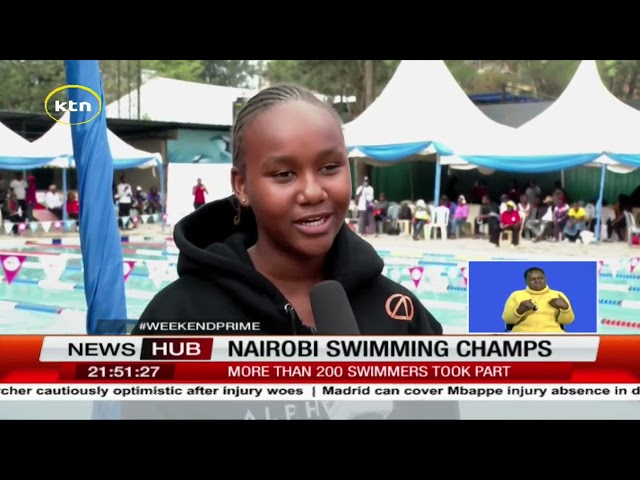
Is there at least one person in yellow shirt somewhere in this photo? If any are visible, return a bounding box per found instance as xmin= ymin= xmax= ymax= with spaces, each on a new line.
xmin=412 ymin=199 xmax=431 ymax=240
xmin=502 ymin=267 xmax=575 ymax=333
xmin=563 ymin=201 xmax=587 ymax=242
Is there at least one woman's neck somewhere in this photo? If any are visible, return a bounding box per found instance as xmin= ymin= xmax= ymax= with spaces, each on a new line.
xmin=249 ymin=238 xmax=326 ymax=286
xmin=526 ymin=285 xmax=550 ymax=295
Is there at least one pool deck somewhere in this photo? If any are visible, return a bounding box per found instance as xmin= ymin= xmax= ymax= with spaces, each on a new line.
xmin=2 ymin=224 xmax=637 ymax=261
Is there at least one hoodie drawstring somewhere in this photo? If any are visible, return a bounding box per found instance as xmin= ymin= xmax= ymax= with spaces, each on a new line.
xmin=284 ymin=303 xmax=316 ymax=335
xmin=284 ymin=303 xmax=297 ymax=334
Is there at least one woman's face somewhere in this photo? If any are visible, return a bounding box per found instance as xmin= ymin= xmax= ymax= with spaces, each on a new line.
xmin=232 ymin=101 xmax=351 ymax=258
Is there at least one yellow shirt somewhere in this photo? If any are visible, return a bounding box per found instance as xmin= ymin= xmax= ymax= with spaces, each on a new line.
xmin=568 ymin=207 xmax=586 ymax=220
xmin=415 ymin=209 xmax=430 ymax=221
xmin=502 ymin=286 xmax=575 ymax=333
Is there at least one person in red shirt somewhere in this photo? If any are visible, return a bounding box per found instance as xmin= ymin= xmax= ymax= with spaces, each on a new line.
xmin=495 ymin=200 xmax=521 ymax=247
xmin=25 ymin=175 xmax=37 ymax=221
xmin=66 ymin=191 xmax=80 ymax=228
xmin=6 ymin=193 xmax=21 ymax=234
xmin=67 ymin=191 xmax=79 ymax=218
xmin=192 ymin=178 xmax=208 ymax=210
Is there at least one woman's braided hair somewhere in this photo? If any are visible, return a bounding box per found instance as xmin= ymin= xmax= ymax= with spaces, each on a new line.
xmin=231 ymin=84 xmax=342 ymax=172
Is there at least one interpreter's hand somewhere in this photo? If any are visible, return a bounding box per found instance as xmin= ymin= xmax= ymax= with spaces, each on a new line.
xmin=549 ymin=296 xmax=568 ymax=310
xmin=516 ymin=299 xmax=535 ymax=315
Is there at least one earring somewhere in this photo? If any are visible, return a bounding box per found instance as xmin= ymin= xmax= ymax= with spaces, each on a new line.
xmin=233 ymin=196 xmax=242 ymax=225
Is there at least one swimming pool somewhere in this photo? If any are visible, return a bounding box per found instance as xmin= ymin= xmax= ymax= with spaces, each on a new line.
xmin=0 ymin=237 xmax=178 ymax=334
xmin=0 ymin=238 xmax=638 ymax=334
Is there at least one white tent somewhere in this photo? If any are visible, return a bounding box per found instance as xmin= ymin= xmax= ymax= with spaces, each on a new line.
xmin=0 ymin=121 xmax=63 ymax=169
xmin=30 ymin=112 xmax=162 ymax=169
xmin=342 ymin=60 xmax=515 ymax=166
xmin=446 ymin=60 xmax=640 ymax=173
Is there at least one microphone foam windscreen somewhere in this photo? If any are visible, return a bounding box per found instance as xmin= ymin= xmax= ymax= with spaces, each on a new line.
xmin=310 ymin=280 xmax=361 ymax=335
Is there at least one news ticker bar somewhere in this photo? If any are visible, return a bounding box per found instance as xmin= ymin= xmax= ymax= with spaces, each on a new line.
xmin=1 ymin=336 xmax=639 ymax=385
xmin=35 ymin=335 xmax=598 ymax=362
xmin=0 ymin=335 xmax=640 ymax=383
xmin=1 ymin=383 xmax=640 ymax=401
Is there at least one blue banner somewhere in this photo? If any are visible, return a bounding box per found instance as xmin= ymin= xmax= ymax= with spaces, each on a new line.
xmin=65 ymin=60 xmax=127 ymax=334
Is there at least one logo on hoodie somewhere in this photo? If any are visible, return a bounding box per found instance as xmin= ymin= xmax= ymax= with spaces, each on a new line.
xmin=384 ymin=294 xmax=414 ymax=321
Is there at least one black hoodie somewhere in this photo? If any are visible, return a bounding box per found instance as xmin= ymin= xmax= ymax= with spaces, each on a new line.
xmin=132 ymin=195 xmax=442 ymax=335
xmin=120 ymin=197 xmax=458 ymax=419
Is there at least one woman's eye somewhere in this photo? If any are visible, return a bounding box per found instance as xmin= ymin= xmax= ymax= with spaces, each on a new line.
xmin=272 ymin=171 xmax=294 ymax=179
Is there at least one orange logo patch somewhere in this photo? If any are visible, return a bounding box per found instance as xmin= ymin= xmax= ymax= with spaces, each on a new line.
xmin=385 ymin=294 xmax=414 ymax=321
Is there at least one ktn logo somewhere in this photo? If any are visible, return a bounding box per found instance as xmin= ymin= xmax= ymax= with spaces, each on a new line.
xmin=44 ymin=84 xmax=103 ymax=126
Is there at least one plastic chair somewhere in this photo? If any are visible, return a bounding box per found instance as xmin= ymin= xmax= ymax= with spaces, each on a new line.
xmin=424 ymin=206 xmax=449 ymax=240
xmin=395 ymin=219 xmax=412 ymax=235
xmin=502 ymin=221 xmax=524 ymax=245
xmin=624 ymin=211 xmax=640 ymax=246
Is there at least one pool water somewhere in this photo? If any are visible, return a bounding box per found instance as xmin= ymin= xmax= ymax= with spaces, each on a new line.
xmin=0 ymin=241 xmax=638 ymax=334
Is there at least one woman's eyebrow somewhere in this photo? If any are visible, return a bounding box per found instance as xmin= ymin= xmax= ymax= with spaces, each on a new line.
xmin=264 ymin=147 xmax=343 ymax=168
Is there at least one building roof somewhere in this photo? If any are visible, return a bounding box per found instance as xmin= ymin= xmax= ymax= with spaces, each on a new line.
xmin=105 ymin=76 xmax=343 ymax=127
xmin=105 ymin=77 xmax=258 ymax=127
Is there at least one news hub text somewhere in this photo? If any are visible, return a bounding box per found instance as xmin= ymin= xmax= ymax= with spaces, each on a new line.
xmin=39 ymin=335 xmax=598 ymax=364
xmin=63 ymin=338 xmax=553 ymax=361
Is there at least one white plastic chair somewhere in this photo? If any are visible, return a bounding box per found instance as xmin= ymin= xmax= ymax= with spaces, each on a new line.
xmin=425 ymin=206 xmax=450 ymax=240
xmin=624 ymin=211 xmax=640 ymax=246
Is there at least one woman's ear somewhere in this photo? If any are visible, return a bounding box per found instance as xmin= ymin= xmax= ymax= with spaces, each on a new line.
xmin=231 ymin=166 xmax=249 ymax=206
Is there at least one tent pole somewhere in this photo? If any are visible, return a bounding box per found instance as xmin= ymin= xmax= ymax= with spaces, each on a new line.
xmin=594 ymin=163 xmax=606 ymax=245
xmin=62 ymin=168 xmax=69 ymax=227
xmin=433 ymin=154 xmax=441 ymax=205
xmin=560 ymin=169 xmax=565 ymax=187
xmin=409 ymin=162 xmax=414 ymax=200
xmin=158 ymin=161 xmax=167 ymax=233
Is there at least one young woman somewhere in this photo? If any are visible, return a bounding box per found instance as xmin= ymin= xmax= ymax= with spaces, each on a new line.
xmin=132 ymin=85 xmax=442 ymax=336
xmin=122 ymin=85 xmax=459 ymax=421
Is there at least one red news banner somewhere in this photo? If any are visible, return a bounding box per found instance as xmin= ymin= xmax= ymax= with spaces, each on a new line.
xmin=0 ymin=335 xmax=638 ymax=384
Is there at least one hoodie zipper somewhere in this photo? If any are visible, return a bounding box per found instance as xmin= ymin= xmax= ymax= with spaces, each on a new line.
xmin=284 ymin=303 xmax=316 ymax=335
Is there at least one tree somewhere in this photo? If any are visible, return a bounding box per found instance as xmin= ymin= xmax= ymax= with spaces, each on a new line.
xmin=515 ymin=60 xmax=580 ymax=98
xmin=265 ymin=60 xmax=400 ymax=119
xmin=200 ymin=60 xmax=264 ymax=87
xmin=3 ymin=59 xmax=640 ymax=120
xmin=600 ymin=60 xmax=640 ymax=99
xmin=0 ymin=60 xmax=65 ymax=113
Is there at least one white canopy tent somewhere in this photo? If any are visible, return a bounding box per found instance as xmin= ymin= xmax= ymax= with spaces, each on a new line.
xmin=0 ymin=121 xmax=64 ymax=169
xmin=28 ymin=112 xmax=164 ymax=224
xmin=343 ymin=60 xmax=515 ymax=154
xmin=443 ymin=60 xmax=640 ymax=244
xmin=30 ymin=113 xmax=162 ymax=168
xmin=445 ymin=60 xmax=640 ymax=174
xmin=342 ymin=60 xmax=516 ymax=201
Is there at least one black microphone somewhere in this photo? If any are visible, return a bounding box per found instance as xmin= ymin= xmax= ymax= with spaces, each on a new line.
xmin=310 ymin=280 xmax=361 ymax=335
